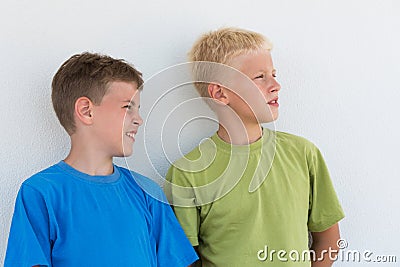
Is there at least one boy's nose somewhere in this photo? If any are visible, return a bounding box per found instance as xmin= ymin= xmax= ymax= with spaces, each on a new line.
xmin=133 ymin=114 xmax=143 ymax=126
xmin=270 ymin=79 xmax=281 ymax=93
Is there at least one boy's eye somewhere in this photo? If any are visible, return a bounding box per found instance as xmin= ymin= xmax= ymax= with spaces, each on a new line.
xmin=255 ymin=71 xmax=277 ymax=80
xmin=122 ymin=105 xmax=132 ymax=110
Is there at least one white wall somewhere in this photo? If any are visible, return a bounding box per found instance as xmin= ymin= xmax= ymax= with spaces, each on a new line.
xmin=1 ymin=0 xmax=399 ymax=265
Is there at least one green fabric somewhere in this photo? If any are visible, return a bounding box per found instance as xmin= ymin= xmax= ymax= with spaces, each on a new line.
xmin=165 ymin=129 xmax=344 ymax=267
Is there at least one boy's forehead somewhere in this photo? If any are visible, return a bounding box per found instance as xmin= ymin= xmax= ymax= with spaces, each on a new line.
xmin=107 ymin=81 xmax=138 ymax=92
xmin=104 ymin=81 xmax=140 ymax=99
xmin=107 ymin=80 xmax=138 ymax=90
xmin=228 ymin=49 xmax=273 ymax=74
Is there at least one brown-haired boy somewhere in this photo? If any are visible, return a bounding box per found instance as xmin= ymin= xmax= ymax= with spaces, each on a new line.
xmin=5 ymin=52 xmax=198 ymax=267
xmin=166 ymin=28 xmax=344 ymax=266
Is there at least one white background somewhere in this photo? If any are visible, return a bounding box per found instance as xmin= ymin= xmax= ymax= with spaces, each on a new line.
xmin=1 ymin=0 xmax=399 ymax=265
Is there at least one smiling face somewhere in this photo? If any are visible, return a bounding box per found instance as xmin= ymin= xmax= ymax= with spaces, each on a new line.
xmin=91 ymin=81 xmax=143 ymax=157
xmin=223 ymin=49 xmax=281 ymax=126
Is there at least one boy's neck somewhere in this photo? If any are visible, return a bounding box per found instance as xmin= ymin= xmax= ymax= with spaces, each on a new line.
xmin=217 ymin=123 xmax=263 ymax=145
xmin=64 ymin=136 xmax=114 ymax=176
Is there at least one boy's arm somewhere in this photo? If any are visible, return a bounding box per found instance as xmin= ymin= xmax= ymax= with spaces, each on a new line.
xmin=310 ymin=223 xmax=340 ymax=267
xmin=146 ymin=180 xmax=198 ymax=266
xmin=4 ymin=184 xmax=51 ymax=267
xmin=164 ymin=166 xmax=201 ymax=266
xmin=307 ymin=144 xmax=345 ymax=266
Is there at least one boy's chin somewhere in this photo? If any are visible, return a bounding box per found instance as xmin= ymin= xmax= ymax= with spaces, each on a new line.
xmin=258 ymin=115 xmax=279 ymax=124
xmin=123 ymin=150 xmax=134 ymax=157
xmin=115 ymin=148 xmax=134 ymax=158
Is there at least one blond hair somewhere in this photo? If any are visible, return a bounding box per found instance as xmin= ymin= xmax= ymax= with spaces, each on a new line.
xmin=188 ymin=27 xmax=272 ymax=97
xmin=52 ymin=52 xmax=143 ymax=135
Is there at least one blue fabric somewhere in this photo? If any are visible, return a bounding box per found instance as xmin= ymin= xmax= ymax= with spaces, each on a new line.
xmin=5 ymin=161 xmax=198 ymax=267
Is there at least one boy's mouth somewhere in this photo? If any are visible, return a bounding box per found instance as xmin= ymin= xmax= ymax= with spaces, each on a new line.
xmin=267 ymin=97 xmax=279 ymax=107
xmin=125 ymin=131 xmax=136 ymax=141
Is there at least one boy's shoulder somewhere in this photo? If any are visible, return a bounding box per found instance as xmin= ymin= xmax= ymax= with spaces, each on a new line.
xmin=116 ymin=166 xmax=167 ymax=203
xmin=275 ymin=130 xmax=317 ymax=149
xmin=274 ymin=130 xmax=326 ymax=165
xmin=169 ymin=129 xmax=322 ymax=173
xmin=171 ymin=136 xmax=218 ymax=173
xmin=22 ymin=162 xmax=65 ymax=190
xmin=177 ymin=130 xmax=318 ymax=154
xmin=20 ymin=163 xmax=167 ymax=204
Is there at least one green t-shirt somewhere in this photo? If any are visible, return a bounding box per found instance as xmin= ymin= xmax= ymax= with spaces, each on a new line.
xmin=165 ymin=129 xmax=344 ymax=267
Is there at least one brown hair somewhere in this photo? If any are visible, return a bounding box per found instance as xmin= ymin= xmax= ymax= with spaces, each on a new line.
xmin=51 ymin=52 xmax=143 ymax=135
xmin=188 ymin=27 xmax=272 ymax=97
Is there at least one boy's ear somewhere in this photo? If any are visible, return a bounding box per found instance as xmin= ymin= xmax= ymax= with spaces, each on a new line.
xmin=74 ymin=97 xmax=94 ymax=126
xmin=207 ymin=83 xmax=229 ymax=105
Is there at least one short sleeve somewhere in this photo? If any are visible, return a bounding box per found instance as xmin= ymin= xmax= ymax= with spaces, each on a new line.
xmin=5 ymin=184 xmax=51 ymax=267
xmin=165 ymin=166 xmax=201 ymax=246
xmin=148 ymin=182 xmax=199 ymax=267
xmin=307 ymin=145 xmax=345 ymax=232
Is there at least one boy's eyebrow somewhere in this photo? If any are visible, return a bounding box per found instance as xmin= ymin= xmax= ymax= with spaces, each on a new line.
xmin=122 ymin=100 xmax=135 ymax=105
xmin=122 ymin=100 xmax=140 ymax=108
xmin=256 ymin=68 xmax=277 ymax=73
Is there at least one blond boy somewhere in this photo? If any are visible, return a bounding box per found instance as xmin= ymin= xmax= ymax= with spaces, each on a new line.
xmin=5 ymin=52 xmax=198 ymax=266
xmin=166 ymin=28 xmax=344 ymax=266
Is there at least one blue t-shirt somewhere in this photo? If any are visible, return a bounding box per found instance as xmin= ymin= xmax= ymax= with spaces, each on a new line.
xmin=5 ymin=161 xmax=198 ymax=267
